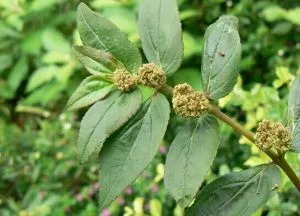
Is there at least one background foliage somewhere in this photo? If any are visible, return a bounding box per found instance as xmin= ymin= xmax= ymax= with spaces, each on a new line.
xmin=0 ymin=0 xmax=299 ymax=215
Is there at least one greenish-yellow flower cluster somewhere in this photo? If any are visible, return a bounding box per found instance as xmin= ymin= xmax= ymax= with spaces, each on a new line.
xmin=172 ymin=83 xmax=209 ymax=118
xmin=254 ymin=120 xmax=292 ymax=154
xmin=113 ymin=69 xmax=137 ymax=92
xmin=138 ymin=63 xmax=166 ymax=89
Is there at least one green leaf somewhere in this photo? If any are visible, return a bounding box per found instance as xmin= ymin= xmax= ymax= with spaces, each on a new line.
xmin=73 ymin=46 xmax=110 ymax=74
xmin=73 ymin=45 xmax=123 ymax=72
xmin=7 ymin=56 xmax=29 ymax=92
xmin=149 ymin=199 xmax=162 ymax=216
xmin=77 ymin=3 xmax=141 ymax=73
xmin=78 ymin=89 xmax=142 ymax=164
xmin=201 ymin=15 xmax=241 ymax=100
xmin=24 ymin=81 xmax=65 ymax=106
xmin=42 ymin=51 xmax=71 ymax=64
xmin=66 ymin=75 xmax=114 ymax=111
xmin=186 ymin=164 xmax=282 ymax=216
xmin=262 ymin=6 xmax=286 ymax=22
xmin=293 ymin=122 xmax=300 ymax=152
xmin=0 ymin=54 xmax=13 ymax=75
xmin=289 ymin=76 xmax=300 ymax=122
xmin=183 ymin=32 xmax=202 ymax=59
xmin=286 ymin=8 xmax=300 ymax=25
xmin=21 ymin=31 xmax=43 ymax=55
xmin=91 ymin=0 xmax=123 ymax=9
xmin=138 ymin=0 xmax=183 ymax=76
xmin=29 ymin=0 xmax=59 ymax=12
xmin=289 ymin=76 xmax=300 ymax=152
xmin=102 ymin=7 xmax=138 ymax=39
xmin=42 ymin=28 xmax=70 ymax=53
xmin=164 ymin=116 xmax=220 ymax=208
xmin=26 ymin=66 xmax=59 ymax=93
xmin=172 ymin=68 xmax=203 ymax=91
xmin=98 ymin=93 xmax=170 ymax=209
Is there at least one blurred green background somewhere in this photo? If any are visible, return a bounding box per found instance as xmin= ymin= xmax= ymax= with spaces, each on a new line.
xmin=0 ymin=0 xmax=300 ymax=215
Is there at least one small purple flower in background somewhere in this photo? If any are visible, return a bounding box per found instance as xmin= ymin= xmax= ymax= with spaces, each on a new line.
xmin=89 ymin=182 xmax=100 ymax=198
xmin=102 ymin=208 xmax=111 ymax=216
xmin=159 ymin=145 xmax=168 ymax=154
xmin=76 ymin=193 xmax=84 ymax=202
xmin=125 ymin=187 xmax=133 ymax=195
xmin=151 ymin=184 xmax=159 ymax=193
xmin=118 ymin=196 xmax=125 ymax=205
xmin=93 ymin=182 xmax=100 ymax=190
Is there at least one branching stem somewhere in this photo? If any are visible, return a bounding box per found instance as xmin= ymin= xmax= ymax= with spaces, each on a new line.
xmin=161 ymin=84 xmax=300 ymax=191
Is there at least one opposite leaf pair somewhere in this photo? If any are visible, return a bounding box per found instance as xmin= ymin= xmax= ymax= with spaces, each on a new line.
xmin=68 ymin=0 xmax=181 ymax=210
xmin=68 ymin=0 xmax=243 ymax=211
xmin=71 ymin=0 xmax=183 ymax=163
xmin=66 ymin=0 xmax=294 ymax=215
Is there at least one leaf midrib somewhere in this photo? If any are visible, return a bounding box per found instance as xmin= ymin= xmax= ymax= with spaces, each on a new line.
xmin=218 ymin=166 xmax=267 ymax=211
xmin=79 ymin=8 xmax=107 ymax=51
xmin=206 ymin=20 xmax=230 ymax=93
xmin=100 ymin=102 xmax=154 ymax=207
xmin=81 ymin=95 xmax=117 ymax=160
xmin=70 ymin=85 xmax=112 ymax=110
xmin=182 ymin=121 xmax=200 ymax=197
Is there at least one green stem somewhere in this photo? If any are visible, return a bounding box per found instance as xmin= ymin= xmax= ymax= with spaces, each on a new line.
xmin=208 ymin=104 xmax=300 ymax=191
xmin=160 ymin=84 xmax=174 ymax=96
xmin=160 ymin=84 xmax=300 ymax=191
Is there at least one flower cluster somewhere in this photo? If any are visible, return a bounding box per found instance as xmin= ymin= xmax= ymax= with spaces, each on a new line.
xmin=172 ymin=83 xmax=209 ymax=117
xmin=113 ymin=69 xmax=138 ymax=92
xmin=137 ymin=63 xmax=166 ymax=89
xmin=254 ymin=120 xmax=292 ymax=154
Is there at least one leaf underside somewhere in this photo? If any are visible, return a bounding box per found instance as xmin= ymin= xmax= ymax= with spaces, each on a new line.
xmin=98 ymin=93 xmax=170 ymax=210
xmin=138 ymin=0 xmax=183 ymax=76
xmin=164 ymin=115 xmax=220 ymax=208
xmin=77 ymin=3 xmax=142 ymax=73
xmin=78 ymin=89 xmax=142 ymax=164
xmin=66 ymin=75 xmax=114 ymax=111
xmin=73 ymin=45 xmax=123 ymax=73
xmin=185 ymin=164 xmax=282 ymax=216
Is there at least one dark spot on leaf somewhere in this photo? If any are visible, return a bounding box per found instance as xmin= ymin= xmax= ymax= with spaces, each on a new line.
xmin=271 ymin=184 xmax=279 ymax=190
xmin=219 ymin=51 xmax=225 ymax=57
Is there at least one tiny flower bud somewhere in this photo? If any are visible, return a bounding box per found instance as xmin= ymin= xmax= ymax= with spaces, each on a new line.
xmin=254 ymin=120 xmax=292 ymax=154
xmin=138 ymin=63 xmax=166 ymax=89
xmin=172 ymin=83 xmax=209 ymax=117
xmin=113 ymin=69 xmax=137 ymax=92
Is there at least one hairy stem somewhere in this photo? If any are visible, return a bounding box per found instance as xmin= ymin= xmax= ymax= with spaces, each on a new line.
xmin=161 ymin=84 xmax=300 ymax=191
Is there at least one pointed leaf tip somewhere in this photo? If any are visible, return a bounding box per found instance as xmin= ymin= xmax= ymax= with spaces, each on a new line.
xmin=77 ymin=3 xmax=142 ymax=73
xmin=98 ymin=93 xmax=170 ymax=209
xmin=138 ymin=0 xmax=183 ymax=76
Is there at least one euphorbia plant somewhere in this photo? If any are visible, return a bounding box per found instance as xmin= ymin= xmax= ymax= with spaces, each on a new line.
xmin=67 ymin=0 xmax=300 ymax=215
